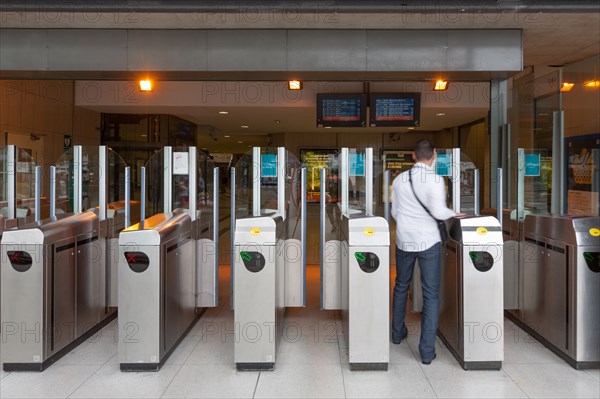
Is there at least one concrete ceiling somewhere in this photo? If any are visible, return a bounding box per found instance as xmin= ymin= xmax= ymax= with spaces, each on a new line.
xmin=1 ymin=10 xmax=598 ymax=69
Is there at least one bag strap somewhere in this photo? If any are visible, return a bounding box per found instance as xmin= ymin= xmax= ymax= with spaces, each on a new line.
xmin=409 ymin=167 xmax=440 ymax=223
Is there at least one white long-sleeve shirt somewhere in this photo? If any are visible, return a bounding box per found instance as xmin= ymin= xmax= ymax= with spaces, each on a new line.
xmin=391 ymin=162 xmax=456 ymax=251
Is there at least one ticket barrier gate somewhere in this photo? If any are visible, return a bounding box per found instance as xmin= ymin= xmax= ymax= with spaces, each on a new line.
xmin=231 ymin=147 xmax=306 ymax=371
xmin=438 ymin=216 xmax=504 ymax=370
xmin=320 ymin=148 xmax=390 ymax=371
xmin=341 ymin=215 xmax=390 ymax=370
xmin=118 ymin=212 xmax=198 ymax=371
xmin=508 ymin=215 xmax=600 ymax=369
xmin=1 ymin=211 xmax=112 ymax=371
xmin=233 ymin=216 xmax=285 ymax=370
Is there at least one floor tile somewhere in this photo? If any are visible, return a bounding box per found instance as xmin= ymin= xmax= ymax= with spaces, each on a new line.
xmin=584 ymin=369 xmax=600 ymax=382
xmin=254 ymin=363 xmax=345 ymax=399
xmin=503 ymin=333 xmax=565 ymax=364
xmin=405 ymin=334 xmax=457 ymax=364
xmin=0 ymin=365 xmax=99 ymax=399
xmin=277 ymin=336 xmax=341 ymax=365
xmin=185 ymin=331 xmax=234 ymax=365
xmin=423 ymin=363 xmax=526 ymax=398
xmin=343 ymin=364 xmax=435 ymax=399
xmin=389 ymin=341 xmax=419 ymax=364
xmin=69 ymin=364 xmax=180 ymax=398
xmin=503 ymin=363 xmax=600 ymax=398
xmin=161 ymin=364 xmax=259 ymax=399
xmin=1 ymin=369 xmax=10 ymax=380
xmin=164 ymin=334 xmax=202 ymax=365
xmin=56 ymin=336 xmax=118 ymax=366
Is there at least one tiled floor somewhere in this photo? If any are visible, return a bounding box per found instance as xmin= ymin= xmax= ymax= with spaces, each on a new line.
xmin=1 ymin=266 xmax=599 ymax=399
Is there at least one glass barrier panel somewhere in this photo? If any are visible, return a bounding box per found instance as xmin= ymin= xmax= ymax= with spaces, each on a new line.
xmin=81 ymin=147 xmax=100 ymax=212
xmin=233 ymin=151 xmax=254 ymax=220
xmin=143 ymin=149 xmax=165 ymax=218
xmin=171 ymin=147 xmax=192 ymax=213
xmin=459 ymin=152 xmax=477 ymax=214
xmin=517 ymin=148 xmax=551 ymax=219
xmin=347 ymin=148 xmax=367 ymax=215
xmin=0 ymin=147 xmax=7 ymax=211
xmin=54 ymin=148 xmax=74 ymax=214
xmin=434 ymin=148 xmax=454 ymax=209
xmin=196 ymin=151 xmax=216 ymax=241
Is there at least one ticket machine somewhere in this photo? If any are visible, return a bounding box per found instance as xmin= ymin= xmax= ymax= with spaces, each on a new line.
xmin=231 ymin=147 xmax=307 ymax=370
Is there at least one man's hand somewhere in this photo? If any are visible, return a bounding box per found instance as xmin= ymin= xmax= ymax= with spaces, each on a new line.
xmin=454 ymin=213 xmax=468 ymax=218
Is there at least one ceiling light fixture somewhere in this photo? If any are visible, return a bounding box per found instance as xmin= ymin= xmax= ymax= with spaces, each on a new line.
xmin=560 ymin=82 xmax=575 ymax=92
xmin=224 ymin=135 xmax=231 ymax=138
xmin=288 ymin=80 xmax=303 ymax=90
xmin=218 ymin=111 xmax=229 ymax=115
xmin=584 ymin=80 xmax=600 ymax=88
xmin=433 ymin=80 xmax=449 ymax=91
xmin=139 ymin=79 xmax=152 ymax=92
xmin=241 ymin=125 xmax=249 ymax=129
xmin=408 ymin=127 xmax=415 ymax=130
xmin=238 ymin=141 xmax=243 ymax=144
xmin=435 ymin=112 xmax=446 ymax=116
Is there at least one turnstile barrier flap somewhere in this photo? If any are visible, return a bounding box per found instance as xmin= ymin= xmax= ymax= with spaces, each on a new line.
xmin=119 ymin=211 xmax=191 ymax=247
xmin=451 ymin=216 xmax=503 ymax=246
xmin=344 ymin=215 xmax=389 ymax=247
xmin=1 ymin=211 xmax=97 ymax=246
xmin=235 ymin=216 xmax=280 ymax=246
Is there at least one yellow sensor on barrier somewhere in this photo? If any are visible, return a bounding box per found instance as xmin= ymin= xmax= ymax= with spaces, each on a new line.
xmin=476 ymin=227 xmax=488 ymax=235
xmin=590 ymin=228 xmax=600 ymax=237
xmin=363 ymin=228 xmax=375 ymax=236
xmin=250 ymin=227 xmax=262 ymax=236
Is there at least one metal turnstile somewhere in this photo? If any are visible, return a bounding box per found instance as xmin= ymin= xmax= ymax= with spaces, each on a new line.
xmin=1 ymin=211 xmax=112 ymax=371
xmin=512 ymin=215 xmax=600 ymax=369
xmin=118 ymin=212 xmax=198 ymax=371
xmin=231 ymin=147 xmax=306 ymax=371
xmin=341 ymin=215 xmax=390 ymax=370
xmin=438 ymin=216 xmax=504 ymax=370
xmin=234 ymin=216 xmax=285 ymax=370
xmin=321 ymin=148 xmax=390 ymax=371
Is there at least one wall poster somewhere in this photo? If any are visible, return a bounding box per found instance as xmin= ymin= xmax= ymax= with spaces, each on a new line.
xmin=300 ymin=149 xmax=339 ymax=203
xmin=382 ymin=149 xmax=415 ymax=203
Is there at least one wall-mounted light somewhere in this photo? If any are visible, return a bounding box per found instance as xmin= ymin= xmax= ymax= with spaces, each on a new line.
xmin=139 ymin=80 xmax=152 ymax=92
xmin=584 ymin=80 xmax=600 ymax=88
xmin=560 ymin=82 xmax=574 ymax=92
xmin=218 ymin=111 xmax=229 ymax=115
xmin=288 ymin=80 xmax=303 ymax=90
xmin=433 ymin=80 xmax=449 ymax=91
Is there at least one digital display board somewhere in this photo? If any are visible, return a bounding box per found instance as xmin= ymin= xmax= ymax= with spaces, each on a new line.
xmin=317 ymin=93 xmax=367 ymax=127
xmin=369 ymin=93 xmax=421 ymax=127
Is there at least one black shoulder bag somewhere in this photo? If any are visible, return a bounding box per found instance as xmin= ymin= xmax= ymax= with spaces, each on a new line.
xmin=408 ymin=168 xmax=449 ymax=242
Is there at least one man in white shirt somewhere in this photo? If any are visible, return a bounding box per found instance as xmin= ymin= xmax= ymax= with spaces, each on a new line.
xmin=391 ymin=139 xmax=464 ymax=364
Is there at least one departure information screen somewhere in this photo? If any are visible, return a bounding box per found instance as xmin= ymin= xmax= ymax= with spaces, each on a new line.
xmin=321 ymin=98 xmax=362 ymax=121
xmin=374 ymin=98 xmax=416 ymax=121
xmin=317 ymin=93 xmax=366 ymax=127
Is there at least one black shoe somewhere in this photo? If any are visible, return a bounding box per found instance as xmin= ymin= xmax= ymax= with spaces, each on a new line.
xmin=421 ymin=354 xmax=436 ymax=365
xmin=392 ymin=332 xmax=407 ymax=345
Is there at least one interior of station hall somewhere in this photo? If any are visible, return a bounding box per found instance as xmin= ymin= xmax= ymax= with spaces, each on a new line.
xmin=0 ymin=1 xmax=599 ymax=398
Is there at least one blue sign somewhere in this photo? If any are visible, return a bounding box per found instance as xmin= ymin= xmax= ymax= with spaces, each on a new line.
xmin=525 ymin=153 xmax=541 ymax=177
xmin=349 ymin=154 xmax=365 ymax=176
xmin=436 ymin=153 xmax=452 ymax=176
xmin=261 ymin=154 xmax=277 ymax=178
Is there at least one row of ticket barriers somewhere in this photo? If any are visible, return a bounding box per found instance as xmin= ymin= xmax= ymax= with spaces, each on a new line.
xmin=1 ymin=145 xmax=598 ymax=373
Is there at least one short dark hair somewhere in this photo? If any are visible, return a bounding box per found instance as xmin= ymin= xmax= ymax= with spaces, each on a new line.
xmin=414 ymin=139 xmax=435 ymax=161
